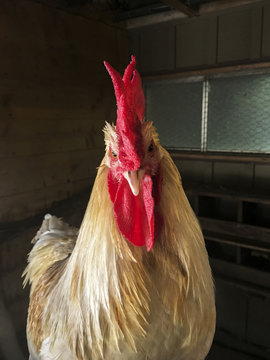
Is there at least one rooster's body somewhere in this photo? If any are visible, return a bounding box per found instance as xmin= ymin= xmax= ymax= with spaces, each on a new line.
xmin=24 ymin=57 xmax=215 ymax=360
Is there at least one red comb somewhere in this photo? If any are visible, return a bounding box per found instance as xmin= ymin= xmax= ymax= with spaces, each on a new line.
xmin=104 ymin=56 xmax=145 ymax=171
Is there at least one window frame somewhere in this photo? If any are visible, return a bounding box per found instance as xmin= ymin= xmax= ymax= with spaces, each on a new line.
xmin=144 ymin=63 xmax=270 ymax=157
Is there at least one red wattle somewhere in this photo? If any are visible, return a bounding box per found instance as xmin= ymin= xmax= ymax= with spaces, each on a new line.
xmin=108 ymin=170 xmax=155 ymax=251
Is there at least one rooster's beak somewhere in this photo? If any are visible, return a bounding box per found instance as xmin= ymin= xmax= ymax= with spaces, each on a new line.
xmin=123 ymin=169 xmax=145 ymax=196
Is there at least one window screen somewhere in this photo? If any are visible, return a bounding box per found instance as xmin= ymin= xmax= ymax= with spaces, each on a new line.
xmin=207 ymin=73 xmax=270 ymax=153
xmin=145 ymin=70 xmax=270 ymax=154
xmin=145 ymin=79 xmax=203 ymax=150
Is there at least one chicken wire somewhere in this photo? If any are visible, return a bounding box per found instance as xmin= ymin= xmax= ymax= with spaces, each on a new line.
xmin=145 ymin=79 xmax=203 ymax=150
xmin=207 ymin=73 xmax=270 ymax=153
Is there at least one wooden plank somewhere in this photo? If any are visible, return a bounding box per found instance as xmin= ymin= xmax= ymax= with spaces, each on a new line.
xmin=0 ymin=117 xmax=105 ymax=147
xmin=176 ymin=16 xmax=217 ymax=68
xmin=162 ymin=0 xmax=198 ymax=17
xmin=200 ymin=0 xmax=265 ymax=15
xmin=0 ymin=0 xmax=127 ymax=224
xmin=200 ymin=217 xmax=270 ymax=242
xmin=214 ymin=328 xmax=270 ymax=359
xmin=0 ymin=83 xmax=115 ymax=144
xmin=208 ymin=343 xmax=260 ymax=360
xmin=0 ymin=135 xmax=87 ymax=158
xmin=1 ymin=268 xmax=26 ymax=303
xmin=215 ymin=280 xmax=248 ymax=338
xmin=170 ymin=150 xmax=270 ymax=164
xmin=140 ymin=23 xmax=175 ymax=73
xmin=174 ymin=159 xmax=212 ymax=185
xmin=213 ymin=162 xmax=254 ymax=191
xmin=217 ymin=7 xmax=262 ymax=63
xmin=247 ymin=297 xmax=270 ymax=348
xmin=0 ymin=186 xmax=47 ymax=223
xmin=211 ymin=258 xmax=270 ymax=293
xmin=205 ymin=231 xmax=270 ymax=252
xmin=116 ymin=28 xmax=129 ymax=70
xmin=185 ymin=186 xmax=270 ymax=205
xmin=44 ymin=177 xmax=94 ymax=210
xmin=128 ymin=29 xmax=141 ymax=67
xmin=126 ymin=10 xmax=186 ymax=29
xmin=254 ymin=164 xmax=270 ymax=193
xmin=0 ymin=148 xmax=103 ymax=198
xmin=237 ymin=200 xmax=244 ymax=222
xmin=0 ymin=84 xmax=107 ymax=114
xmin=262 ymin=4 xmax=270 ymax=57
xmin=0 ymin=177 xmax=93 ymax=223
xmin=143 ymin=61 xmax=270 ymax=82
xmin=0 ymin=0 xmax=124 ymax=84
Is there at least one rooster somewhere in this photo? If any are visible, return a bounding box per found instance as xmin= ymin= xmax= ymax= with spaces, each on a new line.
xmin=24 ymin=56 xmax=215 ymax=360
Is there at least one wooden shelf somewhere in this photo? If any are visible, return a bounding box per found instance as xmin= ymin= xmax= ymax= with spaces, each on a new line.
xmin=204 ymin=229 xmax=270 ymax=253
xmin=185 ymin=186 xmax=270 ymax=273
xmin=200 ymin=217 xmax=270 ymax=243
xmin=185 ymin=185 xmax=270 ymax=205
xmin=210 ymin=259 xmax=270 ymax=295
xmin=170 ymin=150 xmax=270 ymax=164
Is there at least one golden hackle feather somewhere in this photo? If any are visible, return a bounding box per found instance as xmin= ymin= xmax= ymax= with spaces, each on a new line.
xmin=24 ymin=122 xmax=215 ymax=359
xmin=23 ymin=215 xmax=76 ymax=293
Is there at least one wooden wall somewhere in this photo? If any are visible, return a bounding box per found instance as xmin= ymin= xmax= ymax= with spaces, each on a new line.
xmin=0 ymin=1 xmax=128 ymax=357
xmin=128 ymin=3 xmax=270 ymax=359
xmin=129 ymin=2 xmax=270 ymax=73
xmin=0 ymin=0 xmax=128 ymax=223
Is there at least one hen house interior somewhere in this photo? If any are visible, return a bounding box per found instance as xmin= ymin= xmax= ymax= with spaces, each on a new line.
xmin=0 ymin=0 xmax=270 ymax=359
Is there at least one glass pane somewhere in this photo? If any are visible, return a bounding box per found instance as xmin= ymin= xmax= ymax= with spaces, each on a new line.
xmin=145 ymin=79 xmax=203 ymax=150
xmin=207 ymin=73 xmax=270 ymax=153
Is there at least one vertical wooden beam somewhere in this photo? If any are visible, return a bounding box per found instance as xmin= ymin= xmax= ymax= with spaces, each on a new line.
xmin=237 ymin=200 xmax=244 ymax=223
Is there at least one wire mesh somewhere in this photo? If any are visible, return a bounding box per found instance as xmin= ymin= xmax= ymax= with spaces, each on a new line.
xmin=207 ymin=73 xmax=270 ymax=153
xmin=145 ymin=79 xmax=203 ymax=150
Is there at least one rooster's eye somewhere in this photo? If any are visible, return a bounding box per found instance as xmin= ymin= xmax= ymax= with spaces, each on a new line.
xmin=111 ymin=150 xmax=118 ymax=158
xmin=148 ymin=143 xmax=154 ymax=152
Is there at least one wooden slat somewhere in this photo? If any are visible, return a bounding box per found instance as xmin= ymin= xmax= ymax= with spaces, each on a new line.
xmin=211 ymin=258 xmax=270 ymax=294
xmin=0 ymin=148 xmax=103 ymax=198
xmin=140 ymin=23 xmax=175 ymax=73
xmin=170 ymin=150 xmax=270 ymax=164
xmin=214 ymin=328 xmax=270 ymax=358
xmin=0 ymin=118 xmax=105 ymax=149
xmin=200 ymin=217 xmax=270 ymax=242
xmin=200 ymin=0 xmax=265 ymax=15
xmin=0 ymin=135 xmax=87 ymax=158
xmin=143 ymin=61 xmax=270 ymax=81
xmin=162 ymin=0 xmax=198 ymax=17
xmin=0 ymin=0 xmax=121 ymax=84
xmin=205 ymin=230 xmax=270 ymax=252
xmin=217 ymin=7 xmax=262 ymax=63
xmin=0 ymin=177 xmax=93 ymax=223
xmin=0 ymin=0 xmax=127 ymax=223
xmin=185 ymin=186 xmax=270 ymax=205
xmin=262 ymin=4 xmax=270 ymax=57
xmin=176 ymin=17 xmax=217 ymax=68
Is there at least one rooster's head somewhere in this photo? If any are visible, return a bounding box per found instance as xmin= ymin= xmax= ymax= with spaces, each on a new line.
xmin=104 ymin=56 xmax=163 ymax=252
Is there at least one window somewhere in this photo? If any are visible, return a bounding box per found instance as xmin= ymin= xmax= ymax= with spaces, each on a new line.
xmin=145 ymin=70 xmax=270 ymax=154
xmin=145 ymin=78 xmax=203 ymax=150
